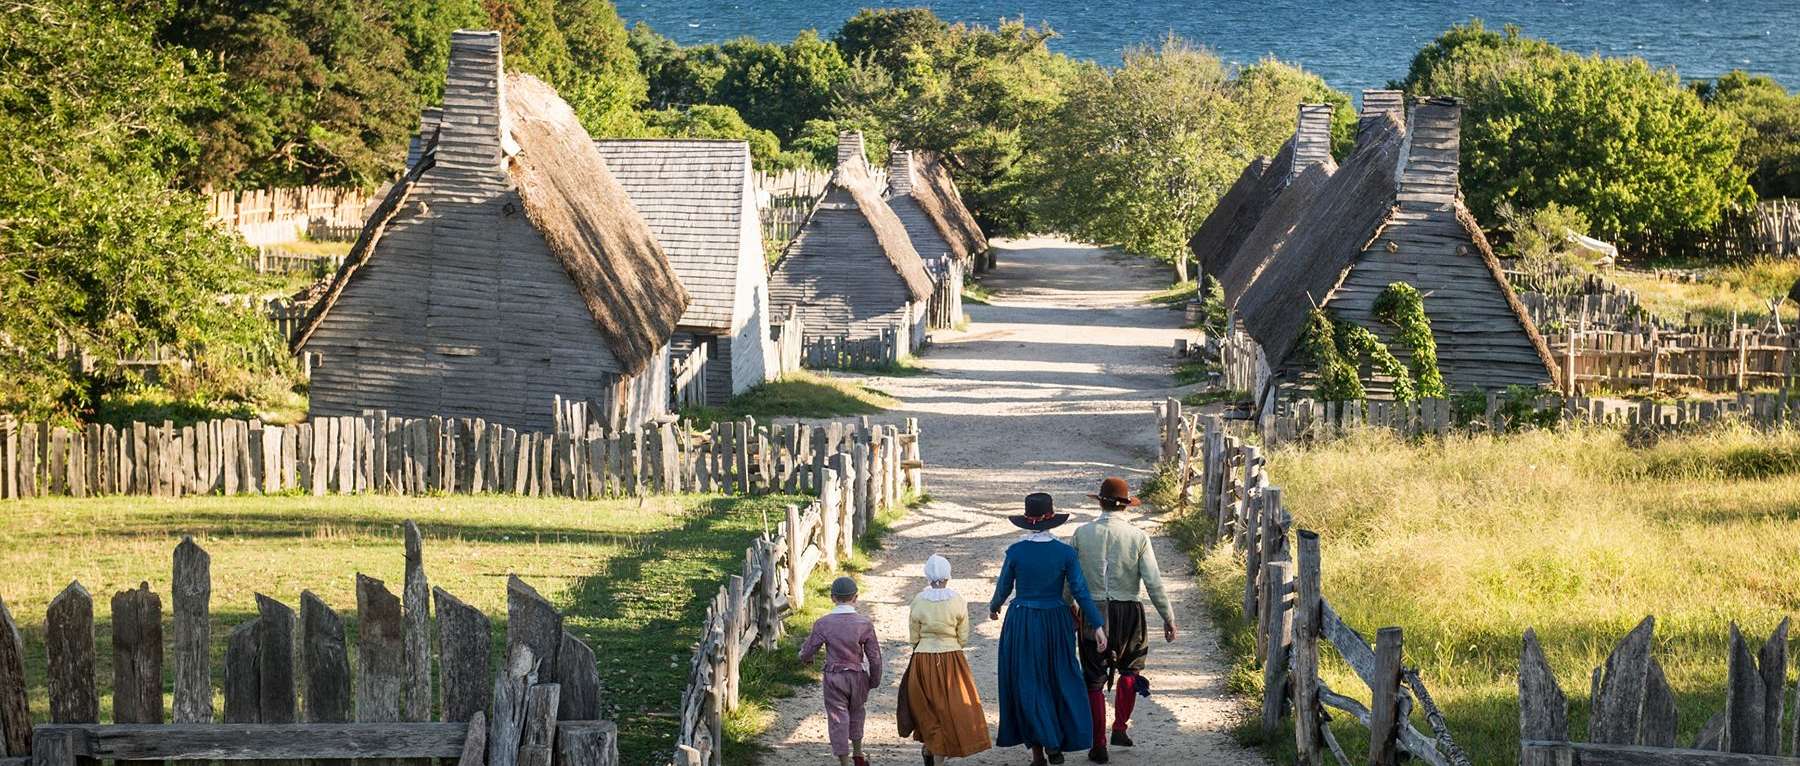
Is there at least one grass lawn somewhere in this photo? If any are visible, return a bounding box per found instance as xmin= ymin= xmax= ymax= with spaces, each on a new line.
xmin=0 ymin=492 xmax=813 ymax=765
xmin=1145 ymin=279 xmax=1198 ymax=307
xmin=1607 ymin=259 xmax=1800 ymax=326
xmin=682 ymin=371 xmax=898 ymax=428
xmin=961 ymin=282 xmax=995 ymax=306
xmin=1178 ymin=424 xmax=1800 ymax=763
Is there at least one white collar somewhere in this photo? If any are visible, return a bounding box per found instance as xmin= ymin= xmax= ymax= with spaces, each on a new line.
xmin=830 ymin=604 xmax=858 ymax=615
xmin=919 ymin=587 xmax=958 ymax=602
xmin=1021 ymin=531 xmax=1057 ymax=543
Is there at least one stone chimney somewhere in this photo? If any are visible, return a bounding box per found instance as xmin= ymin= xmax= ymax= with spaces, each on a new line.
xmin=1290 ymin=104 xmax=1334 ymax=182
xmin=836 ymin=131 xmax=868 ymax=174
xmin=1361 ymin=89 xmax=1406 ymax=127
xmin=438 ymin=31 xmax=508 ymax=174
xmin=888 ymin=149 xmax=915 ymax=194
xmin=1396 ymin=97 xmax=1462 ymax=207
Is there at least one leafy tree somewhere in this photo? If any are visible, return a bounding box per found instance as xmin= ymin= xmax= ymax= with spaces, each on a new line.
xmin=162 ymin=0 xmax=420 ymax=187
xmin=835 ymin=13 xmax=1083 ymax=234
xmin=1 ymin=0 xmax=274 ymax=418
xmin=637 ymin=105 xmax=801 ymax=169
xmin=1025 ymin=38 xmax=1353 ymax=275
xmin=1402 ymin=22 xmax=1752 ymax=239
xmin=1233 ymin=58 xmax=1356 ymax=158
xmin=630 ymin=27 xmax=848 ymax=143
xmin=1695 ymin=71 xmax=1800 ymax=199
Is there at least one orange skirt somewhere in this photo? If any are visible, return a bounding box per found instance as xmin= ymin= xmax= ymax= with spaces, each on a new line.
xmin=897 ymin=651 xmax=992 ymax=758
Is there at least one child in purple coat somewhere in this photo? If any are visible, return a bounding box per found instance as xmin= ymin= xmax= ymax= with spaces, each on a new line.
xmin=800 ymin=576 xmax=883 ymax=766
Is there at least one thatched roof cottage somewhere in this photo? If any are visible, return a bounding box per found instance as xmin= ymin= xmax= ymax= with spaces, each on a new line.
xmin=1215 ymin=104 xmax=1339 ymax=306
xmin=594 ymin=138 xmax=771 ymax=403
xmin=1191 ymin=103 xmax=1337 ymax=296
xmin=769 ymin=132 xmax=934 ymax=352
xmin=1239 ymin=96 xmax=1559 ymax=401
xmin=295 ymin=30 xmax=689 ymax=432
xmin=885 ymin=148 xmax=983 ymax=329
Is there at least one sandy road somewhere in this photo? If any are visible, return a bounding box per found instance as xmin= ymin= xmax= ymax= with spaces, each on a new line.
xmin=756 ymin=237 xmax=1265 ymax=766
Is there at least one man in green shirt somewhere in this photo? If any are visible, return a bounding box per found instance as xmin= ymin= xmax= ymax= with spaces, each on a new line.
xmin=1070 ymin=476 xmax=1177 ymax=763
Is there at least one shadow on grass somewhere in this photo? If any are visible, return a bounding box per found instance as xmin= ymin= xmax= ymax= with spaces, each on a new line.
xmin=683 ymin=373 xmax=895 ymax=428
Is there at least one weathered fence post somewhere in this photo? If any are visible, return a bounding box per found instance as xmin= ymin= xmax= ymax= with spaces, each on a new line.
xmin=1292 ymin=531 xmax=1323 ymax=765
xmin=1368 ymin=627 xmax=1405 ymax=766
xmin=172 ymin=538 xmax=212 ymax=725
xmin=1260 ymin=559 xmax=1294 ymax=739
xmin=1519 ymin=629 xmax=1571 ymax=766
xmin=0 ymin=597 xmax=28 ymax=757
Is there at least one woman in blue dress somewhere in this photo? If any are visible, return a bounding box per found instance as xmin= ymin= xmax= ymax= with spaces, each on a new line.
xmin=988 ymin=493 xmax=1107 ymax=765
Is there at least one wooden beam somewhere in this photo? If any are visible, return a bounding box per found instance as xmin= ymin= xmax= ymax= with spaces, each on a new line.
xmin=1521 ymin=741 xmax=1800 ymax=766
xmin=29 ymin=723 xmax=471 ymax=760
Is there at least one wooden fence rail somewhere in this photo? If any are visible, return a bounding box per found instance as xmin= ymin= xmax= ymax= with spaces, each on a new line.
xmin=1248 ymin=389 xmax=1800 ymax=446
xmin=1156 ymin=403 xmax=1468 ymax=766
xmin=207 ymin=186 xmax=371 ymax=248
xmin=0 ymin=406 xmax=915 ymax=501
xmin=1520 ymin=617 xmax=1800 ymax=765
xmin=0 ymin=522 xmax=620 ymax=766
xmin=1551 ymin=327 xmax=1799 ymax=394
xmin=671 ymin=417 xmax=921 ymax=766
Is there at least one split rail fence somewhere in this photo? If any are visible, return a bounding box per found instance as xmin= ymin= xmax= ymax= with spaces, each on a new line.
xmin=1521 ymin=616 xmax=1800 ymax=765
xmin=1157 ymin=403 xmax=1468 ymax=766
xmin=0 ymin=522 xmax=621 ymax=766
xmin=671 ymin=417 xmax=923 ymax=765
xmin=0 ymin=402 xmax=910 ymax=501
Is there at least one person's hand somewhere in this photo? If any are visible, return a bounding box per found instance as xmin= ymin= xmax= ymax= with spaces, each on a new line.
xmin=1093 ymin=627 xmax=1108 ymax=653
xmin=989 ymin=609 xmax=1001 ymax=621
xmin=1164 ymin=622 xmax=1179 ymax=643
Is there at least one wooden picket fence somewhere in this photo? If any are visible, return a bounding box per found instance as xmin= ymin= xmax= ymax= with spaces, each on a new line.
xmin=1550 ymin=327 xmax=1799 ymax=394
xmin=769 ymin=308 xmax=805 ymax=379
xmin=1521 ymin=617 xmax=1800 ymax=765
xmin=800 ymin=328 xmax=905 ymax=371
xmin=0 ymin=405 xmax=918 ymax=501
xmin=245 ymin=245 xmax=345 ymax=276
xmin=926 ymin=258 xmax=965 ymax=330
xmin=0 ymin=522 xmax=621 ymax=766
xmin=206 ymin=186 xmax=372 ymax=247
xmin=1156 ymin=404 xmax=1468 ymax=766
xmin=672 ymin=418 xmax=922 ymax=766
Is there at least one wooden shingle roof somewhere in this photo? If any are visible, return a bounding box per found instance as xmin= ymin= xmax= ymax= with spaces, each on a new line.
xmin=594 ymin=139 xmax=755 ymax=333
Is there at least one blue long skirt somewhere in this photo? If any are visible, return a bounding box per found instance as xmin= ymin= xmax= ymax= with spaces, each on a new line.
xmin=996 ymin=604 xmax=1092 ymax=751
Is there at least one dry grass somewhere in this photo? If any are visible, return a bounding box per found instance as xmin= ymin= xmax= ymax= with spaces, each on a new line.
xmin=682 ymin=370 xmax=897 ymax=428
xmin=1189 ymin=424 xmax=1800 ymax=762
xmin=1608 ymin=260 xmax=1800 ymax=326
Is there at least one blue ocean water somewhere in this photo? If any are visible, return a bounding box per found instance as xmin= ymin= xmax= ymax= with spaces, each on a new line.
xmin=617 ymin=0 xmax=1800 ymax=92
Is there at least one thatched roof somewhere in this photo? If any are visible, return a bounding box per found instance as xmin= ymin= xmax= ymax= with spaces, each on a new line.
xmin=1237 ymin=113 xmax=1407 ymax=366
xmin=890 ymin=149 xmax=987 ymax=262
xmin=1189 ymin=155 xmax=1272 ymax=278
xmin=840 ymin=160 xmax=934 ymax=302
xmin=504 ymin=73 xmax=688 ymax=374
xmin=295 ymin=63 xmax=689 ymax=377
xmin=1216 ymin=143 xmax=1336 ymax=306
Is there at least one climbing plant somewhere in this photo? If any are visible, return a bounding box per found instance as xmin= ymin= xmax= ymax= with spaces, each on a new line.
xmin=1339 ymin=322 xmax=1416 ymax=402
xmin=1300 ymin=309 xmax=1420 ymax=402
xmin=1372 ymin=282 xmax=1447 ymax=399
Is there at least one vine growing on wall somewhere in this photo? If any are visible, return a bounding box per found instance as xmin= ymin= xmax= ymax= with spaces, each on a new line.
xmin=1373 ymin=282 xmax=1447 ymax=399
xmin=1301 ymin=309 xmax=1418 ymax=401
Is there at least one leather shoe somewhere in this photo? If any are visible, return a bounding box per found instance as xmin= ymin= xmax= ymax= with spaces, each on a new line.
xmin=1047 ymin=750 xmax=1065 ymax=764
xmin=1087 ymin=746 xmax=1109 ymax=763
xmin=1110 ymin=730 xmax=1134 ymax=747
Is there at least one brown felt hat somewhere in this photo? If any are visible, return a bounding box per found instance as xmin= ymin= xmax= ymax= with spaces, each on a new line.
xmin=1089 ymin=476 xmax=1141 ymax=507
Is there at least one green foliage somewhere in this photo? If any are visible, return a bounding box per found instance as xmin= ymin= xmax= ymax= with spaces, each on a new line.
xmin=1338 ymin=323 xmax=1416 ymax=402
xmin=1199 ymin=276 xmax=1229 ymax=337
xmin=1301 ymin=311 xmax=1366 ymax=401
xmin=1499 ymin=202 xmax=1597 ymax=276
xmin=636 ymin=105 xmax=801 ymax=169
xmin=1450 ymin=384 xmax=1561 ymax=431
xmin=1694 ymin=71 xmax=1800 ymax=199
xmin=1027 ymin=40 xmax=1354 ymax=267
xmin=632 ymin=26 xmax=848 ymax=144
xmin=0 ymin=0 xmax=280 ymax=418
xmin=1233 ymin=57 xmax=1357 ymax=158
xmin=1372 ymin=283 xmax=1446 ymax=399
xmin=1401 ymin=21 xmax=1753 ymax=239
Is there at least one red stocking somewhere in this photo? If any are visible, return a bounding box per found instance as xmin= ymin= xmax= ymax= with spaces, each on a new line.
xmin=1113 ymin=675 xmax=1138 ymax=731
xmin=1087 ymin=690 xmax=1107 ymax=749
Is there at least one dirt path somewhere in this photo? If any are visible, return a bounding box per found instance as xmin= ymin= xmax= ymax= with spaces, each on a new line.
xmin=757 ymin=237 xmax=1265 ymax=765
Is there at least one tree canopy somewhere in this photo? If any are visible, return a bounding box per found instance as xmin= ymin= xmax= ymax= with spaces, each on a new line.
xmin=1402 ymin=21 xmax=1754 ymax=239
xmin=1695 ymin=71 xmax=1800 ymax=199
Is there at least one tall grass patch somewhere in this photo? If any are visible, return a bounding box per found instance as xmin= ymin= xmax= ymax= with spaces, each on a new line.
xmin=1194 ymin=424 xmax=1800 ymax=762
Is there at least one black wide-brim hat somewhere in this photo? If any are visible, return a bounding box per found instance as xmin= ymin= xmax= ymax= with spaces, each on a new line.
xmin=1010 ymin=492 xmax=1071 ymax=531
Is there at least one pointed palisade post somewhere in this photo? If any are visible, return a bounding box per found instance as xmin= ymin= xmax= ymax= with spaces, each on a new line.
xmin=172 ymin=537 xmax=213 ymax=725
xmin=403 ymin=520 xmax=434 ymax=723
